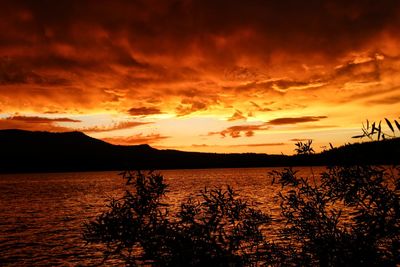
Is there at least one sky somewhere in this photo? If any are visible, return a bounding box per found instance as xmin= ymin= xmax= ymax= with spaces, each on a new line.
xmin=0 ymin=0 xmax=399 ymax=154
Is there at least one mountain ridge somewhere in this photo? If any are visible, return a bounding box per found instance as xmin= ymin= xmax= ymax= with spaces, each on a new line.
xmin=0 ymin=129 xmax=399 ymax=173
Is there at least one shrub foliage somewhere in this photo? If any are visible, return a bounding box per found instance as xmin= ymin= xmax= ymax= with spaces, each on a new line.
xmin=84 ymin=132 xmax=400 ymax=266
xmin=84 ymin=171 xmax=271 ymax=266
xmin=269 ymin=165 xmax=399 ymax=266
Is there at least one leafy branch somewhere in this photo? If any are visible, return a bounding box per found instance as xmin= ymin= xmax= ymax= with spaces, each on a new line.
xmin=352 ymin=118 xmax=400 ymax=141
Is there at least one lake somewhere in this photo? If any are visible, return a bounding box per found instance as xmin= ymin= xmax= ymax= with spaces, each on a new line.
xmin=0 ymin=167 xmax=323 ymax=266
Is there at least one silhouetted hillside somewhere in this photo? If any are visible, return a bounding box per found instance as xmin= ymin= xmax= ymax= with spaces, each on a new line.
xmin=0 ymin=129 xmax=399 ymax=173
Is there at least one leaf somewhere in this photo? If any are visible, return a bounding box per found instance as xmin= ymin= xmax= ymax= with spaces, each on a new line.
xmin=329 ymin=143 xmax=334 ymax=150
xmin=367 ymin=119 xmax=369 ymax=130
xmin=395 ymin=120 xmax=400 ymax=131
xmin=352 ymin=135 xmax=365 ymax=139
xmin=385 ymin=118 xmax=394 ymax=132
xmin=378 ymin=121 xmax=382 ymax=141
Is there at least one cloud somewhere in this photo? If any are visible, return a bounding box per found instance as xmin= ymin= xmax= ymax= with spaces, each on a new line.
xmin=127 ymin=107 xmax=162 ymax=116
xmin=222 ymin=78 xmax=325 ymax=95
xmin=229 ymin=143 xmax=285 ymax=147
xmin=1 ymin=1 xmax=398 ymax=111
xmin=336 ymin=85 xmax=399 ymax=104
xmin=208 ymin=124 xmax=269 ymax=138
xmin=228 ymin=110 xmax=246 ymax=121
xmin=176 ymin=99 xmax=209 ymax=116
xmin=209 ymin=115 xmax=327 ymax=138
xmin=332 ymin=54 xmax=383 ymax=83
xmin=0 ymin=115 xmax=80 ymax=131
xmin=6 ymin=115 xmax=80 ymax=123
xmin=192 ymin=142 xmax=285 ymax=148
xmin=367 ymin=95 xmax=400 ymax=105
xmin=289 ymin=138 xmax=312 ymax=142
xmin=0 ymin=57 xmax=71 ymax=86
xmin=267 ymin=116 xmax=328 ymax=125
xmin=3 ymin=1 xmax=398 ymax=60
xmin=250 ymin=101 xmax=273 ymax=112
xmin=191 ymin=144 xmax=209 ymax=148
xmin=174 ymin=88 xmax=221 ymax=116
xmin=101 ymin=133 xmax=169 ymax=145
xmin=0 ymin=0 xmax=399 ymax=149
xmin=80 ymin=121 xmax=150 ymax=133
xmin=223 ymin=66 xmax=263 ymax=81
xmin=0 ymin=115 xmax=151 ymax=134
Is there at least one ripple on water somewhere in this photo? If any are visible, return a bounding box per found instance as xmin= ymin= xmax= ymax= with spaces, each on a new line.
xmin=0 ymin=167 xmax=324 ymax=266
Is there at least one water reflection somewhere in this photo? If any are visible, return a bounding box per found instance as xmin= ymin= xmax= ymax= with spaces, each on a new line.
xmin=0 ymin=167 xmax=323 ymax=266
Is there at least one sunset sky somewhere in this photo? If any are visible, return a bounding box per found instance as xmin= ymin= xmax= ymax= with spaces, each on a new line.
xmin=0 ymin=0 xmax=399 ymax=154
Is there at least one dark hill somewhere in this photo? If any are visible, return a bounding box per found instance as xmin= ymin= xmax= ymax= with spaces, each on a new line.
xmin=0 ymin=129 xmax=399 ymax=173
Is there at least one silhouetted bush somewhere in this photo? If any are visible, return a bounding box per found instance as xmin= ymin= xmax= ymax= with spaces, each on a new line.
xmin=84 ymin=170 xmax=272 ymax=266
xmin=270 ymin=165 xmax=399 ymax=266
xmin=84 ymin=136 xmax=400 ymax=266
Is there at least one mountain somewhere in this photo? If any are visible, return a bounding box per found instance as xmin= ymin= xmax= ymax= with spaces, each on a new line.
xmin=0 ymin=129 xmax=399 ymax=173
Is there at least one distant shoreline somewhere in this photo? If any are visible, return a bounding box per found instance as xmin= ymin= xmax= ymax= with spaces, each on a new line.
xmin=0 ymin=129 xmax=399 ymax=174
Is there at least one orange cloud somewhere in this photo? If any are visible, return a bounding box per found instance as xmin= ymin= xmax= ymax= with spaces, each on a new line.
xmin=267 ymin=116 xmax=327 ymax=125
xmin=102 ymin=133 xmax=169 ymax=145
xmin=209 ymin=124 xmax=270 ymax=138
xmin=229 ymin=143 xmax=285 ymax=147
xmin=289 ymin=138 xmax=313 ymax=142
xmin=6 ymin=115 xmax=80 ymax=123
xmin=127 ymin=107 xmax=162 ymax=116
xmin=209 ymin=116 xmax=328 ymax=138
xmin=1 ymin=1 xmax=397 ymax=115
xmin=228 ymin=110 xmax=246 ymax=121
xmin=0 ymin=115 xmax=79 ymax=131
xmin=0 ymin=1 xmax=399 ymax=152
xmin=80 ymin=121 xmax=150 ymax=133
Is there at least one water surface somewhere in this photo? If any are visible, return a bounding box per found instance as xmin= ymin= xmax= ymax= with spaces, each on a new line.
xmin=0 ymin=167 xmax=322 ymax=266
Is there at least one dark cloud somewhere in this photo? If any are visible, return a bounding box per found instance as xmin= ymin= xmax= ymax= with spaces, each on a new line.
xmin=1 ymin=1 xmax=399 ymax=72
xmin=0 ymin=57 xmax=71 ymax=85
xmin=128 ymin=107 xmax=162 ymax=116
xmin=0 ymin=0 xmax=398 ymax=137
xmin=267 ymin=116 xmax=328 ymax=125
